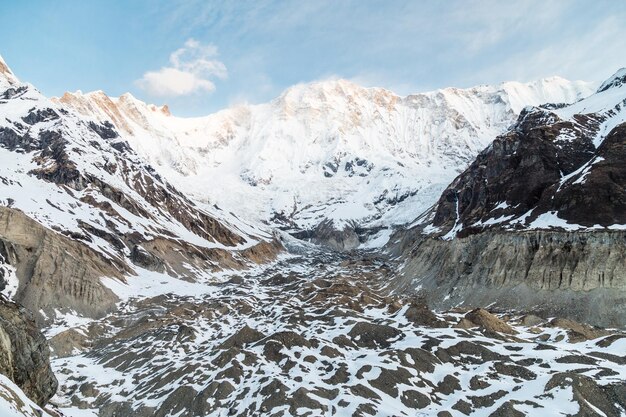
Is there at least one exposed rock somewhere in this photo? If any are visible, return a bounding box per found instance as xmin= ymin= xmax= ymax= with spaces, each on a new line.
xmin=0 ymin=297 xmax=57 ymax=406
xmin=519 ymin=314 xmax=545 ymax=327
xmin=400 ymin=389 xmax=430 ymax=409
xmin=220 ymin=326 xmax=265 ymax=349
xmin=348 ymin=321 xmax=403 ymax=348
xmin=545 ymin=373 xmax=624 ymax=417
xmin=49 ymin=329 xmax=90 ymax=358
xmin=493 ymin=362 xmax=536 ymax=381
xmin=463 ymin=308 xmax=517 ymax=335
xmin=489 ymin=400 xmax=527 ymax=417
xmin=404 ymin=300 xmax=446 ymax=327
xmin=291 ymin=219 xmax=361 ymax=251
xmin=428 ymin=107 xmax=603 ymax=235
xmin=468 ymin=389 xmax=508 ymax=408
xmin=263 ymin=330 xmax=311 ymax=348
xmin=130 ymin=244 xmax=165 ymax=273
xmin=369 ymin=367 xmax=414 ymax=398
xmin=392 ymin=229 xmax=626 ymax=327
xmin=0 ymin=207 xmax=123 ymax=323
xmin=437 ymin=374 xmax=461 ymax=395
xmin=549 ymin=318 xmax=610 ymax=342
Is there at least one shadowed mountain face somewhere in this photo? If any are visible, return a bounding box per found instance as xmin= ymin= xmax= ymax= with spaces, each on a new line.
xmin=428 ymin=110 xmax=625 ymax=236
xmin=420 ymin=68 xmax=626 ymax=237
xmin=392 ymin=70 xmax=626 ymax=326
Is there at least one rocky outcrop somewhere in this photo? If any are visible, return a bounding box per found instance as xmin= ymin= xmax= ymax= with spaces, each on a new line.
xmin=459 ymin=308 xmax=517 ymax=334
xmin=291 ymin=220 xmax=361 ymax=251
xmin=551 ymin=122 xmax=626 ymax=226
xmin=0 ymin=207 xmax=123 ymax=324
xmin=0 ymin=297 xmax=57 ymax=407
xmin=394 ymin=71 xmax=626 ymax=327
xmin=392 ymin=229 xmax=626 ymax=327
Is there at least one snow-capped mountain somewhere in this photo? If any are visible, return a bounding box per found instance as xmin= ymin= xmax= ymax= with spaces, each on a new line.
xmin=55 ymin=77 xmax=595 ymax=249
xmin=0 ymin=55 xmax=278 ymax=323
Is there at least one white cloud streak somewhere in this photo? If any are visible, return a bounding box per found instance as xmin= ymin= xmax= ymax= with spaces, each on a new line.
xmin=136 ymin=39 xmax=227 ymax=97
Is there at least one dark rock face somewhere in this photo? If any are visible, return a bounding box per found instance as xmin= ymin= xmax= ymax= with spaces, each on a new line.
xmin=130 ymin=244 xmax=165 ymax=273
xmin=348 ymin=321 xmax=403 ymax=348
xmin=545 ymin=373 xmax=625 ymax=417
xmin=430 ymin=107 xmax=607 ymax=235
xmin=551 ymin=123 xmax=626 ymax=226
xmin=0 ymin=297 xmax=57 ymax=406
xmin=21 ymin=107 xmax=60 ymax=125
xmin=88 ymin=121 xmax=118 ymax=139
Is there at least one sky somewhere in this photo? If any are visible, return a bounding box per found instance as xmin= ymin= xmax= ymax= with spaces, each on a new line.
xmin=1 ymin=0 xmax=625 ymax=116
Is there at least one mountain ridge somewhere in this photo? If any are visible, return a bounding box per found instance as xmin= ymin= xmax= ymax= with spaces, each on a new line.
xmin=54 ymin=73 xmax=596 ymax=249
xmin=0 ymin=56 xmax=280 ymax=324
xmin=2 ymin=53 xmax=626 ymax=417
xmin=391 ymin=67 xmax=626 ymax=326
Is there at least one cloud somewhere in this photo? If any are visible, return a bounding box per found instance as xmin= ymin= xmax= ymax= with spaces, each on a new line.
xmin=136 ymin=39 xmax=227 ymax=97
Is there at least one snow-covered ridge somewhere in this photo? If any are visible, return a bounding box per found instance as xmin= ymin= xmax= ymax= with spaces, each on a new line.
xmin=0 ymin=54 xmax=19 ymax=89
xmin=54 ymin=75 xmax=595 ymax=248
xmin=597 ymin=67 xmax=626 ymax=93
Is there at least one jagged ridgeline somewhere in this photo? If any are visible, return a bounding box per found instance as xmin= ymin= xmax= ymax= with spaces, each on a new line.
xmin=54 ymin=72 xmax=594 ymax=250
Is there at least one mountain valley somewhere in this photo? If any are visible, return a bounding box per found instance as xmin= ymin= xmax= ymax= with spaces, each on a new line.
xmin=0 ymin=53 xmax=625 ymax=417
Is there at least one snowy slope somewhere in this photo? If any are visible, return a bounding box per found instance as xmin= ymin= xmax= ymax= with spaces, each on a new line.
xmin=0 ymin=56 xmax=263 ymax=249
xmin=0 ymin=374 xmax=53 ymax=417
xmin=0 ymin=55 xmax=278 ymax=322
xmin=55 ymin=77 xmax=595 ymax=247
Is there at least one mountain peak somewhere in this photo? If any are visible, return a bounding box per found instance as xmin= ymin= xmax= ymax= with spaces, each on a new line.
xmin=0 ymin=54 xmax=19 ymax=87
xmin=597 ymin=67 xmax=626 ymax=93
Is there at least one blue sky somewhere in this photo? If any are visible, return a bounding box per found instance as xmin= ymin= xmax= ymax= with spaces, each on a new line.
xmin=1 ymin=0 xmax=625 ymax=116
